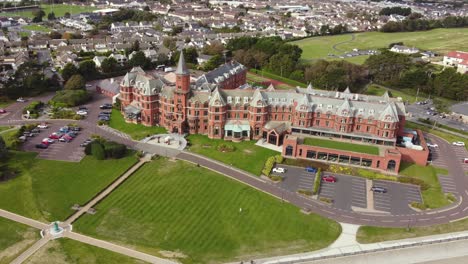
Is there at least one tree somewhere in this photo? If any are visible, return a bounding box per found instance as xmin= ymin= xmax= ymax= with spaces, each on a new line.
xmin=64 ymin=12 xmax=71 ymax=19
xmin=163 ymin=37 xmax=176 ymax=51
xmin=129 ymin=51 xmax=151 ymax=69
xmin=101 ymin=57 xmax=119 ymax=73
xmin=202 ymin=42 xmax=225 ymax=56
xmin=47 ymin=12 xmax=56 ymax=20
xmin=64 ymin=74 xmax=86 ymax=90
xmin=61 ymin=63 xmax=78 ymax=82
xmin=91 ymin=142 xmax=105 ymax=160
xmin=79 ymin=60 xmax=99 ymax=80
xmin=0 ymin=133 xmax=8 ymax=160
xmin=49 ymin=31 xmax=62 ymax=39
xmin=32 ymin=9 xmax=45 ymax=22
xmin=202 ymin=55 xmax=224 ymax=71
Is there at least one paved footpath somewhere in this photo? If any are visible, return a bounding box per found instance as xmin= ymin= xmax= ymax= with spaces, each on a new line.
xmin=11 ymin=237 xmax=51 ymax=264
xmin=0 ymin=208 xmax=48 ymax=230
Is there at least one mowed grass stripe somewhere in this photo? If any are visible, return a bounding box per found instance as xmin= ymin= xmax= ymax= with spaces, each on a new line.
xmin=75 ymin=159 xmax=341 ymax=263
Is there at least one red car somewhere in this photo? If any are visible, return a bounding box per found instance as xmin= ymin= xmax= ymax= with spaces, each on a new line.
xmin=49 ymin=133 xmax=62 ymax=139
xmin=322 ymin=175 xmax=337 ymax=183
xmin=0 ymin=108 xmax=6 ymax=114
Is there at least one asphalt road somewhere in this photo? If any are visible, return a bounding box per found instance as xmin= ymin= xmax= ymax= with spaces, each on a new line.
xmin=406 ymin=102 xmax=468 ymax=131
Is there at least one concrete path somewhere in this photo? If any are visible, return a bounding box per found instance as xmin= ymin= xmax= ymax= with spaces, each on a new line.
xmin=65 ymin=155 xmax=151 ymax=225
xmin=10 ymin=237 xmax=50 ymax=264
xmin=0 ymin=208 xmax=48 ymax=230
xmin=66 ymin=232 xmax=176 ymax=264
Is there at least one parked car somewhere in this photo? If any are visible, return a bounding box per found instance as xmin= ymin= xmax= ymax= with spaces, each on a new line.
xmin=0 ymin=108 xmax=6 ymax=114
xmin=305 ymin=167 xmax=318 ymax=173
xmin=371 ymin=186 xmax=387 ymax=193
xmin=99 ymin=103 xmax=113 ymax=109
xmin=99 ymin=111 xmax=111 ymax=116
xmin=98 ymin=115 xmax=110 ymax=121
xmin=35 ymin=143 xmax=48 ymax=149
xmin=37 ymin=123 xmax=49 ymax=129
xmin=78 ymin=106 xmax=88 ymax=111
xmin=272 ymin=167 xmax=286 ymax=173
xmin=70 ymin=126 xmax=81 ymax=131
xmin=322 ymin=175 xmax=337 ymax=183
xmin=427 ymin=143 xmax=438 ymax=148
xmin=42 ymin=138 xmax=55 ymax=144
xmin=463 ymin=158 xmax=468 ymax=164
xmin=453 ymin=142 xmax=466 ymax=146
xmin=59 ymin=126 xmax=69 ymax=133
xmin=49 ymin=133 xmax=62 ymax=140
xmin=16 ymin=97 xmax=27 ymax=102
xmin=67 ymin=132 xmax=78 ymax=138
xmin=59 ymin=137 xmax=71 ymax=142
xmin=76 ymin=110 xmax=88 ymax=116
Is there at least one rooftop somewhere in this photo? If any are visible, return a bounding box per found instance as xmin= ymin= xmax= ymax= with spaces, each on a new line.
xmin=301 ymin=137 xmax=381 ymax=156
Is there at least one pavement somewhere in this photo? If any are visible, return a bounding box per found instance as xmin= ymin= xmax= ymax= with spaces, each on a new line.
xmin=406 ymin=102 xmax=468 ymax=132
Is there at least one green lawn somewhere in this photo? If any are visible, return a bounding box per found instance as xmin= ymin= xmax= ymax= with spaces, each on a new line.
xmin=357 ymin=217 xmax=468 ymax=244
xmin=1 ymin=4 xmax=97 ymax=19
xmin=250 ymin=69 xmax=307 ymax=88
xmin=0 ymin=100 xmax=13 ymax=108
xmin=364 ymin=84 xmax=454 ymax=105
xmin=399 ymin=162 xmax=450 ymax=209
xmin=303 ymin=137 xmax=380 ymax=155
xmin=405 ymin=121 xmax=468 ymax=151
xmin=0 ymin=151 xmax=138 ymax=221
xmin=22 ymin=25 xmax=51 ymax=32
xmin=25 ymin=238 xmax=142 ymax=264
xmin=75 ymin=159 xmax=341 ymax=263
xmin=0 ymin=126 xmax=13 ymax=133
xmin=109 ymin=109 xmax=167 ymax=140
xmin=293 ymin=28 xmax=468 ymax=64
xmin=0 ymin=218 xmax=39 ymax=264
xmin=186 ymin=134 xmax=279 ymax=175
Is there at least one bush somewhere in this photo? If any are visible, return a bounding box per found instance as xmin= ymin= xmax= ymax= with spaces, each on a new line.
xmin=49 ymin=90 xmax=91 ymax=107
xmin=398 ymin=176 xmax=430 ymax=191
xmin=313 ymin=168 xmax=322 ymax=195
xmin=329 ymin=164 xmax=354 ymax=175
xmin=410 ymin=201 xmax=427 ymax=210
xmin=103 ymin=141 xmax=127 ymax=159
xmin=298 ymin=189 xmax=312 ymax=196
xmin=446 ymin=193 xmax=456 ymax=203
xmin=217 ymin=143 xmax=235 ymax=152
xmin=274 ymin=155 xmax=284 ymax=163
xmin=262 ymin=156 xmax=276 ymax=176
xmin=91 ymin=143 xmax=105 ymax=160
xmin=23 ymin=101 xmax=44 ymax=118
xmin=319 ymin=197 xmax=333 ymax=204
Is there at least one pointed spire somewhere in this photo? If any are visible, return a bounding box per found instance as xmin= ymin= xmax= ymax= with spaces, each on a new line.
xmin=343 ymin=86 xmax=351 ymax=93
xmin=175 ymin=51 xmax=189 ymax=75
xmin=306 ymin=82 xmax=314 ymax=93
xmin=251 ymin=88 xmax=267 ymax=107
xmin=382 ymin=91 xmax=390 ymax=101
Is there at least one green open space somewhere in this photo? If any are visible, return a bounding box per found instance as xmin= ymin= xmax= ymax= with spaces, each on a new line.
xmin=0 ymin=151 xmax=137 ymax=222
xmin=0 ymin=100 xmax=13 ymax=108
xmin=25 ymin=238 xmax=141 ymax=264
xmin=109 ymin=109 xmax=167 ymax=140
xmin=357 ymin=216 xmax=468 ymax=244
xmin=22 ymin=24 xmax=51 ymax=32
xmin=0 ymin=218 xmax=39 ymax=264
xmin=303 ymin=137 xmax=380 ymax=155
xmin=293 ymin=28 xmax=468 ymax=64
xmin=250 ymin=69 xmax=307 ymax=88
xmin=75 ymin=158 xmax=341 ymax=263
xmin=187 ymin=134 xmax=279 ymax=175
xmin=405 ymin=121 xmax=468 ymax=151
xmin=1 ymin=4 xmax=97 ymax=19
xmin=364 ymin=84 xmax=453 ymax=105
xmin=399 ymin=162 xmax=450 ymax=209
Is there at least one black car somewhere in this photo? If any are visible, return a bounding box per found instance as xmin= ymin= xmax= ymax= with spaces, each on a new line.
xmin=371 ymin=187 xmax=387 ymax=193
xmin=78 ymin=106 xmax=88 ymax=111
xmin=99 ymin=103 xmax=113 ymax=109
xmin=35 ymin=143 xmax=48 ymax=149
xmin=99 ymin=111 xmax=111 ymax=116
xmin=98 ymin=116 xmax=110 ymax=121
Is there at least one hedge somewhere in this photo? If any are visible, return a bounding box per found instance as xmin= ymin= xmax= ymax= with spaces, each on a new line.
xmin=262 ymin=154 xmax=284 ymax=177
xmin=398 ymin=176 xmax=430 ymax=191
xmin=312 ymin=168 xmax=322 ymax=195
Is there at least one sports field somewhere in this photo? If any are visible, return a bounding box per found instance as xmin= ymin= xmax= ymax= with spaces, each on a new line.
xmin=293 ymin=28 xmax=468 ymax=64
xmin=0 ymin=151 xmax=137 ymax=222
xmin=1 ymin=4 xmax=97 ymax=19
xmin=75 ymin=158 xmax=341 ymax=263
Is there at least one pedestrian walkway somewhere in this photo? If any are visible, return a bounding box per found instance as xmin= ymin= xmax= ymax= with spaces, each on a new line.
xmin=10 ymin=237 xmax=50 ymax=264
xmin=65 ymin=155 xmax=151 ymax=225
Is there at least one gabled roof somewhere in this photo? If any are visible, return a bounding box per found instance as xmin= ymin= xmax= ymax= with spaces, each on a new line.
xmin=336 ymin=98 xmax=352 ymax=115
xmin=209 ymin=88 xmax=226 ymax=106
xmin=382 ymin=91 xmax=390 ymax=101
xmin=251 ymin=88 xmax=267 ymax=107
xmin=266 ymin=84 xmax=275 ymax=91
xmin=343 ymin=87 xmax=351 ymax=94
xmin=296 ymin=94 xmax=313 ymax=112
xmin=379 ymin=103 xmax=399 ymax=122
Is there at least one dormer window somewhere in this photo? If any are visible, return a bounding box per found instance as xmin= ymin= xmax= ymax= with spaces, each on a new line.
xmin=385 ymin=116 xmax=392 ymax=121
xmin=341 ymin=110 xmax=348 ymax=116
xmin=227 ymin=96 xmax=232 ymax=103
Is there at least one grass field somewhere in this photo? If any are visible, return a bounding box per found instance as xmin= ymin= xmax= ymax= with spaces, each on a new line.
xmin=293 ymin=28 xmax=468 ymax=64
xmin=399 ymin=162 xmax=450 ymax=209
xmin=250 ymin=69 xmax=307 ymax=88
xmin=0 ymin=218 xmax=39 ymax=264
xmin=186 ymin=134 xmax=279 ymax=175
xmin=303 ymin=137 xmax=380 ymax=155
xmin=75 ymin=159 xmax=341 ymax=263
xmin=22 ymin=25 xmax=51 ymax=32
xmin=109 ymin=109 xmax=167 ymax=140
xmin=25 ymin=238 xmax=142 ymax=264
xmin=357 ymin=216 xmax=468 ymax=244
xmin=364 ymin=84 xmax=453 ymax=105
xmin=0 ymin=151 xmax=137 ymax=221
xmin=1 ymin=4 xmax=97 ymax=19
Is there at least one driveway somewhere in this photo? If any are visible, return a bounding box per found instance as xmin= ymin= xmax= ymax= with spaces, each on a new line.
xmin=372 ymin=180 xmax=422 ymax=215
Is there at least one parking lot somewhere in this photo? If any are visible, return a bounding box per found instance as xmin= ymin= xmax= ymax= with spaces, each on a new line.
xmin=451 ymin=145 xmax=468 ymax=172
xmin=273 ymin=164 xmax=423 ymax=214
xmin=372 ymin=180 xmax=422 ymax=215
xmin=21 ymin=123 xmax=91 ymax=162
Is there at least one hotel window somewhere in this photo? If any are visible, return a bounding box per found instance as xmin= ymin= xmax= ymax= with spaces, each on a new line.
xmin=204 ymin=111 xmax=208 ymax=115
xmin=256 ymin=116 xmax=261 ymax=121
xmin=215 ymin=107 xmax=219 ymax=112
xmin=325 ymin=121 xmax=329 ymax=127
xmin=366 ymin=126 xmax=370 ymax=132
xmin=341 ymin=118 xmax=346 ymax=124
xmin=340 ymin=126 xmax=346 ymax=132
xmin=215 ymin=115 xmax=219 ymax=121
xmin=384 ymin=123 xmax=390 ymax=129
xmin=255 ymin=127 xmax=260 ymax=135
xmin=384 ymin=131 xmax=389 ymax=137
xmin=214 ymin=127 xmax=219 ymax=135
xmin=315 ymin=120 xmax=320 ymax=126
xmin=316 ymin=112 xmax=321 ymax=118
xmin=358 ymin=118 xmax=362 ymax=123
xmin=326 ymin=113 xmax=331 ymax=119
xmin=244 ymin=113 xmax=248 ymax=118
xmin=195 ymin=111 xmax=199 ymax=116
xmin=356 ymin=125 xmax=361 ymax=131
xmin=177 ymin=98 xmax=181 ymax=103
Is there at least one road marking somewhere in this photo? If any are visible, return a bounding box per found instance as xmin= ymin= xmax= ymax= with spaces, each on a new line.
xmin=435 ymin=216 xmax=445 ymax=219
xmin=419 ymin=218 xmax=430 ymax=221
xmin=381 ymin=220 xmax=394 ymax=222
xmin=342 ymin=215 xmax=354 ymax=219
xmin=450 ymin=212 xmax=460 ymax=216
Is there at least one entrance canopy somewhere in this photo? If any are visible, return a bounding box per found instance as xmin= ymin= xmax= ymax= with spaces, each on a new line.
xmin=224 ymin=120 xmax=250 ymax=133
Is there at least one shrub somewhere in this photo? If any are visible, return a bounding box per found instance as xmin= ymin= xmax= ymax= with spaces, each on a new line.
xmin=298 ymin=189 xmax=312 ymax=196
xmin=262 ymin=156 xmax=276 ymax=176
xmin=274 ymin=155 xmax=284 ymax=163
xmin=103 ymin=141 xmax=127 ymax=159
xmin=446 ymin=193 xmax=456 ymax=203
xmin=217 ymin=143 xmax=235 ymax=152
xmin=23 ymin=101 xmax=44 ymax=118
xmin=313 ymin=168 xmax=322 ymax=195
xmin=319 ymin=197 xmax=333 ymax=204
xmin=410 ymin=201 xmax=427 ymax=210
xmin=91 ymin=143 xmax=105 ymax=160
xmin=329 ymin=164 xmax=354 ymax=175
xmin=49 ymin=90 xmax=91 ymax=107
xmin=398 ymin=176 xmax=430 ymax=191
xmin=268 ymin=175 xmax=283 ymax=182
